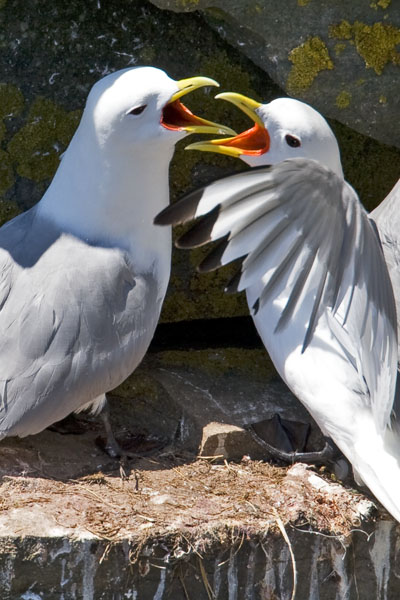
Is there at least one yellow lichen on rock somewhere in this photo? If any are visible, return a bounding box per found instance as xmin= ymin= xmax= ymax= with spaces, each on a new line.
xmin=287 ymin=37 xmax=334 ymax=94
xmin=0 ymin=197 xmax=21 ymax=226
xmin=330 ymin=20 xmax=400 ymax=75
xmin=0 ymin=83 xmax=24 ymax=120
xmin=336 ymin=90 xmax=352 ymax=108
xmin=0 ymin=149 xmax=14 ymax=196
xmin=370 ymin=0 xmax=391 ymax=9
xmin=8 ymin=98 xmax=81 ymax=182
xmin=177 ymin=0 xmax=199 ymax=7
xmin=354 ymin=21 xmax=400 ymax=74
xmin=329 ymin=20 xmax=353 ymax=41
xmin=297 ymin=0 xmax=312 ymax=6
xmin=334 ymin=42 xmax=347 ymax=56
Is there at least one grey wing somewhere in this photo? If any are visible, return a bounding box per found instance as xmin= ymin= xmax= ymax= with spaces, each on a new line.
xmin=0 ymin=211 xmax=158 ymax=438
xmin=156 ymin=158 xmax=398 ymax=431
xmin=370 ymin=179 xmax=400 ymax=362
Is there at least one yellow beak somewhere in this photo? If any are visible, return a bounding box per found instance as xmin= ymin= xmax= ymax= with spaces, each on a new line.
xmin=161 ymin=77 xmax=236 ymax=136
xmin=169 ymin=76 xmax=220 ymax=103
xmin=185 ymin=92 xmax=268 ymax=157
xmin=215 ymin=92 xmax=263 ymax=126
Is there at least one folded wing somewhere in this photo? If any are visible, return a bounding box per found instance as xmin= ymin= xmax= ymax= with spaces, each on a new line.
xmin=0 ymin=207 xmax=156 ymax=438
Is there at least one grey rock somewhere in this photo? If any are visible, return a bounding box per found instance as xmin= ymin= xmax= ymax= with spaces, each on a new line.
xmin=148 ymin=348 xmax=325 ymax=454
xmin=199 ymin=421 xmax=264 ymax=460
xmin=0 ymin=351 xmax=396 ymax=599
xmin=0 ymin=507 xmax=399 ymax=599
xmin=149 ymin=0 xmax=400 ymax=148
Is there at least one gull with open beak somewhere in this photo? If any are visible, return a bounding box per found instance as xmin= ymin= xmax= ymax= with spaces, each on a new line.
xmin=0 ymin=66 xmax=235 ymax=456
xmin=155 ymin=93 xmax=400 ymax=521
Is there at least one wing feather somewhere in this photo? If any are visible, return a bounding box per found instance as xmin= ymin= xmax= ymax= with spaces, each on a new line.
xmin=0 ymin=208 xmax=156 ymax=438
xmin=371 ymin=180 xmax=400 ymax=363
xmin=158 ymin=158 xmax=397 ymax=431
xmin=154 ymin=167 xmax=274 ymax=225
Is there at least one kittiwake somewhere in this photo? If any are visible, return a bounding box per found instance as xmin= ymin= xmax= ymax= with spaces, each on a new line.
xmin=155 ymin=95 xmax=400 ymax=521
xmin=0 ymin=66 xmax=235 ymax=455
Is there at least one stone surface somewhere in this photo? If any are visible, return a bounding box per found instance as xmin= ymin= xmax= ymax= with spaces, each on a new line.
xmin=0 ymin=452 xmax=397 ymax=599
xmin=199 ymin=421 xmax=263 ymax=459
xmin=0 ymin=350 xmax=397 ymax=598
xmin=143 ymin=347 xmax=327 ymax=452
xmin=149 ymin=0 xmax=400 ymax=148
xmin=3 ymin=521 xmax=399 ymax=600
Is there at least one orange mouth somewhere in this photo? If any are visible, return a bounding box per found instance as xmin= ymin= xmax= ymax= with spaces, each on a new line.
xmin=215 ymin=122 xmax=270 ymax=155
xmin=161 ymin=100 xmax=209 ymax=131
xmin=160 ymin=79 xmax=236 ymax=137
xmin=185 ymin=91 xmax=268 ymax=158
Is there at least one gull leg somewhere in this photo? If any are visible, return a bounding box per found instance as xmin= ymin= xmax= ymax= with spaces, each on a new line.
xmin=91 ymin=395 xmax=166 ymax=460
xmin=248 ymin=426 xmax=336 ymax=463
xmin=99 ymin=399 xmax=126 ymax=459
xmin=99 ymin=398 xmax=150 ymax=460
xmin=247 ymin=415 xmax=349 ymax=480
xmin=75 ymin=393 xmax=127 ymax=458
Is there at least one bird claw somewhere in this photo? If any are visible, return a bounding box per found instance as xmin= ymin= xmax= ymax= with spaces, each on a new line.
xmin=247 ymin=415 xmax=348 ymax=477
xmin=98 ymin=403 xmax=136 ymax=460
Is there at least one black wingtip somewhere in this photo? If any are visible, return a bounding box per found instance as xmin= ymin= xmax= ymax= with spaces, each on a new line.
xmin=153 ymin=208 xmax=172 ymax=226
xmin=252 ymin=298 xmax=260 ymax=315
xmin=176 ymin=205 xmax=221 ymax=249
xmin=154 ymin=187 xmax=206 ymax=227
xmin=225 ymin=266 xmax=243 ymax=294
xmin=197 ymin=236 xmax=230 ymax=273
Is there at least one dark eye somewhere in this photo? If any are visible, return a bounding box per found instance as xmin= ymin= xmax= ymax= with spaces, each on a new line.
xmin=285 ymin=134 xmax=301 ymax=148
xmin=129 ymin=105 xmax=147 ymax=116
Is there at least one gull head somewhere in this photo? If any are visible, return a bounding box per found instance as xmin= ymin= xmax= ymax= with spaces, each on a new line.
xmin=81 ymin=66 xmax=235 ymax=152
xmin=185 ymin=94 xmax=343 ymax=178
xmin=41 ymin=67 xmax=236 ymax=245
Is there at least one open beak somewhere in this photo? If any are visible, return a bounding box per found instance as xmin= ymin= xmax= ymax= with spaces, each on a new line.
xmin=161 ymin=77 xmax=236 ymax=136
xmin=185 ymin=92 xmax=270 ymax=157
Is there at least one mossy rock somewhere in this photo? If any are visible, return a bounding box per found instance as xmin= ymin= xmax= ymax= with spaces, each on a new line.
xmin=149 ymin=0 xmax=400 ymax=149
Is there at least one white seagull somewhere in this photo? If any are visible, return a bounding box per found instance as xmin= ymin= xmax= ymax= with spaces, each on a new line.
xmin=0 ymin=66 xmax=235 ymax=455
xmin=155 ymin=95 xmax=400 ymax=521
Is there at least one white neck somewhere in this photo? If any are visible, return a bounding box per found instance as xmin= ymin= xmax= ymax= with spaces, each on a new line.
xmin=38 ymin=122 xmax=173 ymax=277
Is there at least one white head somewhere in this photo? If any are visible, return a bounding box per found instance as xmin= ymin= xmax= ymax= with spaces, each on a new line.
xmin=186 ymin=95 xmax=343 ymax=178
xmin=249 ymin=98 xmax=343 ymax=177
xmin=78 ymin=66 xmax=235 ymax=154
xmin=40 ymin=66 xmax=235 ymax=246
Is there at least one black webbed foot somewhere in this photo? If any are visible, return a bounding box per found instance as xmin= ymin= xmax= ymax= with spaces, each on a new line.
xmin=247 ymin=414 xmax=349 ymax=480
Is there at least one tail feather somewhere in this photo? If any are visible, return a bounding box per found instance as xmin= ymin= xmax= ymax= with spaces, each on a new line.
xmin=347 ymin=423 xmax=400 ymax=521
